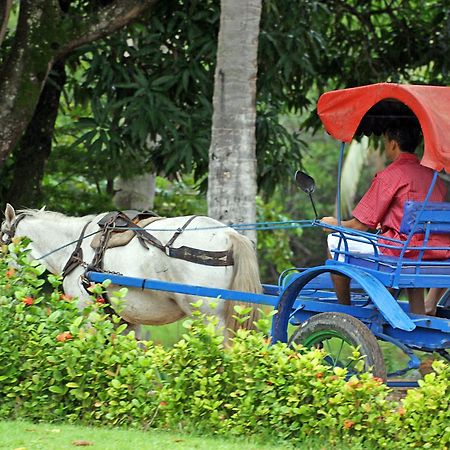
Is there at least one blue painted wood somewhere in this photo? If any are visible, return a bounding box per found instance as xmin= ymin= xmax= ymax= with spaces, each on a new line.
xmin=400 ymin=201 xmax=450 ymax=234
xmin=290 ymin=301 xmax=449 ymax=349
xmin=86 ymin=271 xmax=279 ymax=307
xmin=271 ymin=265 xmax=416 ymax=344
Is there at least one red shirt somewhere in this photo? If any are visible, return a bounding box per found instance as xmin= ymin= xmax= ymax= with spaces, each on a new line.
xmin=352 ymin=153 xmax=450 ymax=259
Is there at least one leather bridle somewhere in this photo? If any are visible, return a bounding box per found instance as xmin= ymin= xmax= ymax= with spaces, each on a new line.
xmin=1 ymin=213 xmax=26 ymax=245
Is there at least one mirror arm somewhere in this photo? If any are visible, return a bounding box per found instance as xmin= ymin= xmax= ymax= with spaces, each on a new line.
xmin=309 ymin=193 xmax=318 ymax=220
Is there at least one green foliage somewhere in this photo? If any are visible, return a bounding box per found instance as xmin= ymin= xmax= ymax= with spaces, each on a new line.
xmin=153 ymin=175 xmax=207 ymax=217
xmin=384 ymin=361 xmax=450 ymax=449
xmin=0 ymin=240 xmax=449 ymax=448
xmin=61 ymin=0 xmax=450 ymax=197
xmin=256 ymin=195 xmax=303 ymax=280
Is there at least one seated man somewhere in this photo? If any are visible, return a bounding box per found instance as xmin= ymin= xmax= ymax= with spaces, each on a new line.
xmin=321 ymin=122 xmax=449 ymax=314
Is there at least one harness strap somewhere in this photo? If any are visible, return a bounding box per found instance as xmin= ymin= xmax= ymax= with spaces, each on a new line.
xmin=88 ymin=216 xmax=115 ymax=272
xmin=127 ymin=214 xmax=234 ymax=266
xmin=61 ymin=221 xmax=91 ymax=279
xmin=165 ymin=245 xmax=234 ymax=266
xmin=165 ymin=215 xmax=198 ymax=248
xmin=80 ymin=274 xmax=118 ymax=318
xmin=97 ymin=213 xmax=234 ymax=266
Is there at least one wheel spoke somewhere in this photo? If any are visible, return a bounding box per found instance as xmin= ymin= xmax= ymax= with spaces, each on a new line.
xmin=324 ymin=339 xmax=336 ymax=366
xmin=335 ymin=339 xmax=345 ymax=362
xmin=288 ymin=312 xmax=386 ymax=380
xmin=345 ymin=358 xmax=355 ymax=369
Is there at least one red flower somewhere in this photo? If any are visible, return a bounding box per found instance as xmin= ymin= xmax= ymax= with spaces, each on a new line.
xmin=22 ymin=297 xmax=34 ymax=306
xmin=316 ymin=372 xmax=324 ymax=379
xmin=159 ymin=401 xmax=168 ymax=407
xmin=5 ymin=268 xmax=15 ymax=278
xmin=56 ymin=332 xmax=73 ymax=342
xmin=96 ymin=297 xmax=106 ymax=304
xmin=60 ymin=294 xmax=73 ymax=302
xmin=343 ymin=419 xmax=355 ymax=429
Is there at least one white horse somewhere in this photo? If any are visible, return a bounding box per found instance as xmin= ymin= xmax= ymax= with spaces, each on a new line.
xmin=1 ymin=204 xmax=262 ymax=340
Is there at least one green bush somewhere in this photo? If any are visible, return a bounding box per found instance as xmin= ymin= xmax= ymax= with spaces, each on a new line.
xmin=381 ymin=361 xmax=450 ymax=449
xmin=0 ymin=240 xmax=449 ymax=448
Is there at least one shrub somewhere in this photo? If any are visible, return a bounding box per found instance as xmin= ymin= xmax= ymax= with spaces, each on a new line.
xmin=380 ymin=360 xmax=450 ymax=449
xmin=0 ymin=239 xmax=449 ymax=448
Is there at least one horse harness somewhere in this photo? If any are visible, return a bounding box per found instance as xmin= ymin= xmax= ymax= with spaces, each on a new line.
xmin=62 ymin=211 xmax=235 ymax=281
xmin=1 ymin=213 xmax=27 ymax=245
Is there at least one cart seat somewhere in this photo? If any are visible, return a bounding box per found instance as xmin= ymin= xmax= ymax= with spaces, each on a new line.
xmin=327 ymin=201 xmax=450 ymax=286
xmin=345 ymin=254 xmax=450 ymax=275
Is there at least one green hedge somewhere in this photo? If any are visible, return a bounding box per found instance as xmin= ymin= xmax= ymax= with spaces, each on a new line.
xmin=0 ymin=240 xmax=449 ymax=448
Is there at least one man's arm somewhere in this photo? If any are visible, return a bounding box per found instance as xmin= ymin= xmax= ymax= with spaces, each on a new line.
xmin=321 ymin=216 xmax=369 ymax=234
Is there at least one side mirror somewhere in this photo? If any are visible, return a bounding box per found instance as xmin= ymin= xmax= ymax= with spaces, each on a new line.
xmin=294 ymin=170 xmax=318 ymax=219
xmin=295 ymin=170 xmax=316 ymax=194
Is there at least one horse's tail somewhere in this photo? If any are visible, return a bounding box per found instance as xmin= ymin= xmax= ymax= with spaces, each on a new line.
xmin=223 ymin=232 xmax=262 ymax=335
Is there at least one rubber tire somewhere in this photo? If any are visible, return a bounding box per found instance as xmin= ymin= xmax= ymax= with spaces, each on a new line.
xmin=289 ymin=312 xmax=386 ymax=380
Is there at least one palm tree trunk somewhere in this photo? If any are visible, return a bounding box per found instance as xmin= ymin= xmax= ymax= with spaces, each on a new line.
xmin=207 ymin=0 xmax=262 ymax=244
xmin=207 ymin=0 xmax=262 ymax=334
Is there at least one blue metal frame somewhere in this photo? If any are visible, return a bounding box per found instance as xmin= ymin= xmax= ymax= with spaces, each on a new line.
xmin=86 ymin=271 xmax=278 ymax=307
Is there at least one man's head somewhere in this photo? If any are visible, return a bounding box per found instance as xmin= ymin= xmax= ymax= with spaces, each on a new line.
xmin=384 ymin=122 xmax=422 ymax=159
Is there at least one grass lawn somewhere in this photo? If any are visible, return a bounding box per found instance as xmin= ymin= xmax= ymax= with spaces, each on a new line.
xmin=0 ymin=420 xmax=373 ymax=450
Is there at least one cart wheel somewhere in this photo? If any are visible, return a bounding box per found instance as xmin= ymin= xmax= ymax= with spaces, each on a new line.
xmin=289 ymin=312 xmax=386 ymax=380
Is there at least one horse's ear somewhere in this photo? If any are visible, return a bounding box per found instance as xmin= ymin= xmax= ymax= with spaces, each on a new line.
xmin=4 ymin=203 xmax=16 ymax=225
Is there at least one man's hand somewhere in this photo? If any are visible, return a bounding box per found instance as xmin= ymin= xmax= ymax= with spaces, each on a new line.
xmin=320 ymin=216 xmax=369 ymax=233
xmin=320 ymin=216 xmax=338 ymax=233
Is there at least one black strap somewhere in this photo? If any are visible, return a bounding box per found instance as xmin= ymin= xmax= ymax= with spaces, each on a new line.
xmin=61 ymin=221 xmax=91 ymax=279
xmin=165 ymin=215 xmax=198 ymax=247
xmin=103 ymin=213 xmax=234 ymax=266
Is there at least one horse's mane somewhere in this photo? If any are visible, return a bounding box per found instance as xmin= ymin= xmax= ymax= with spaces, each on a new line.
xmin=17 ymin=208 xmax=96 ymax=221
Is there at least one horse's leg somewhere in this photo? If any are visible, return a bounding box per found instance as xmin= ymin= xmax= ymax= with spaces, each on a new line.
xmin=122 ymin=322 xmax=142 ymax=340
xmin=62 ymin=272 xmax=144 ymax=341
xmin=62 ymin=271 xmax=91 ymax=309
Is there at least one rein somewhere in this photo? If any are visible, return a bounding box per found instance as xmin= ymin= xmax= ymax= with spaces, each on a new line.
xmin=4 ymin=212 xmax=315 ymax=274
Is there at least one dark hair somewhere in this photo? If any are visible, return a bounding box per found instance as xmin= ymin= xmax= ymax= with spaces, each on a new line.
xmin=385 ymin=121 xmax=422 ymax=153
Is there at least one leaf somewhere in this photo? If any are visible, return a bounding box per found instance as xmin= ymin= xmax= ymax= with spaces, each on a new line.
xmin=111 ymin=379 xmax=122 ymax=389
xmin=49 ymin=385 xmax=64 ymax=394
xmin=73 ymin=316 xmax=83 ymax=328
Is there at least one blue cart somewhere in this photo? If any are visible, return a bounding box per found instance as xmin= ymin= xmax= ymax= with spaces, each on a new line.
xmin=88 ymin=83 xmax=450 ymax=385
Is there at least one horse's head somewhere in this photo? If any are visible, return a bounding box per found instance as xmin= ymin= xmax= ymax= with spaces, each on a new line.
xmin=1 ymin=203 xmax=20 ymax=245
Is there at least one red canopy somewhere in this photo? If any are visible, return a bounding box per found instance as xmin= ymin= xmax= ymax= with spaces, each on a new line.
xmin=317 ymin=83 xmax=450 ymax=173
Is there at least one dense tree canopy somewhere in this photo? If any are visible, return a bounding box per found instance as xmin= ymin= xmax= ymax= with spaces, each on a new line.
xmin=2 ymin=0 xmax=450 ymax=209
xmin=55 ymin=1 xmax=450 ymax=190
xmin=0 ymin=0 xmax=158 ymax=170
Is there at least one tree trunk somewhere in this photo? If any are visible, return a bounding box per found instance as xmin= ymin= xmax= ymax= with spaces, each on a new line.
xmin=5 ymin=59 xmax=66 ymax=208
xmin=207 ymin=0 xmax=261 ymax=244
xmin=114 ymin=172 xmax=157 ymax=211
xmin=207 ymin=0 xmax=262 ymax=334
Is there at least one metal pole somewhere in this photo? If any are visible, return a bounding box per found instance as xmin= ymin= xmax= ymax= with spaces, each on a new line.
xmin=336 ymin=142 xmax=346 ymax=224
